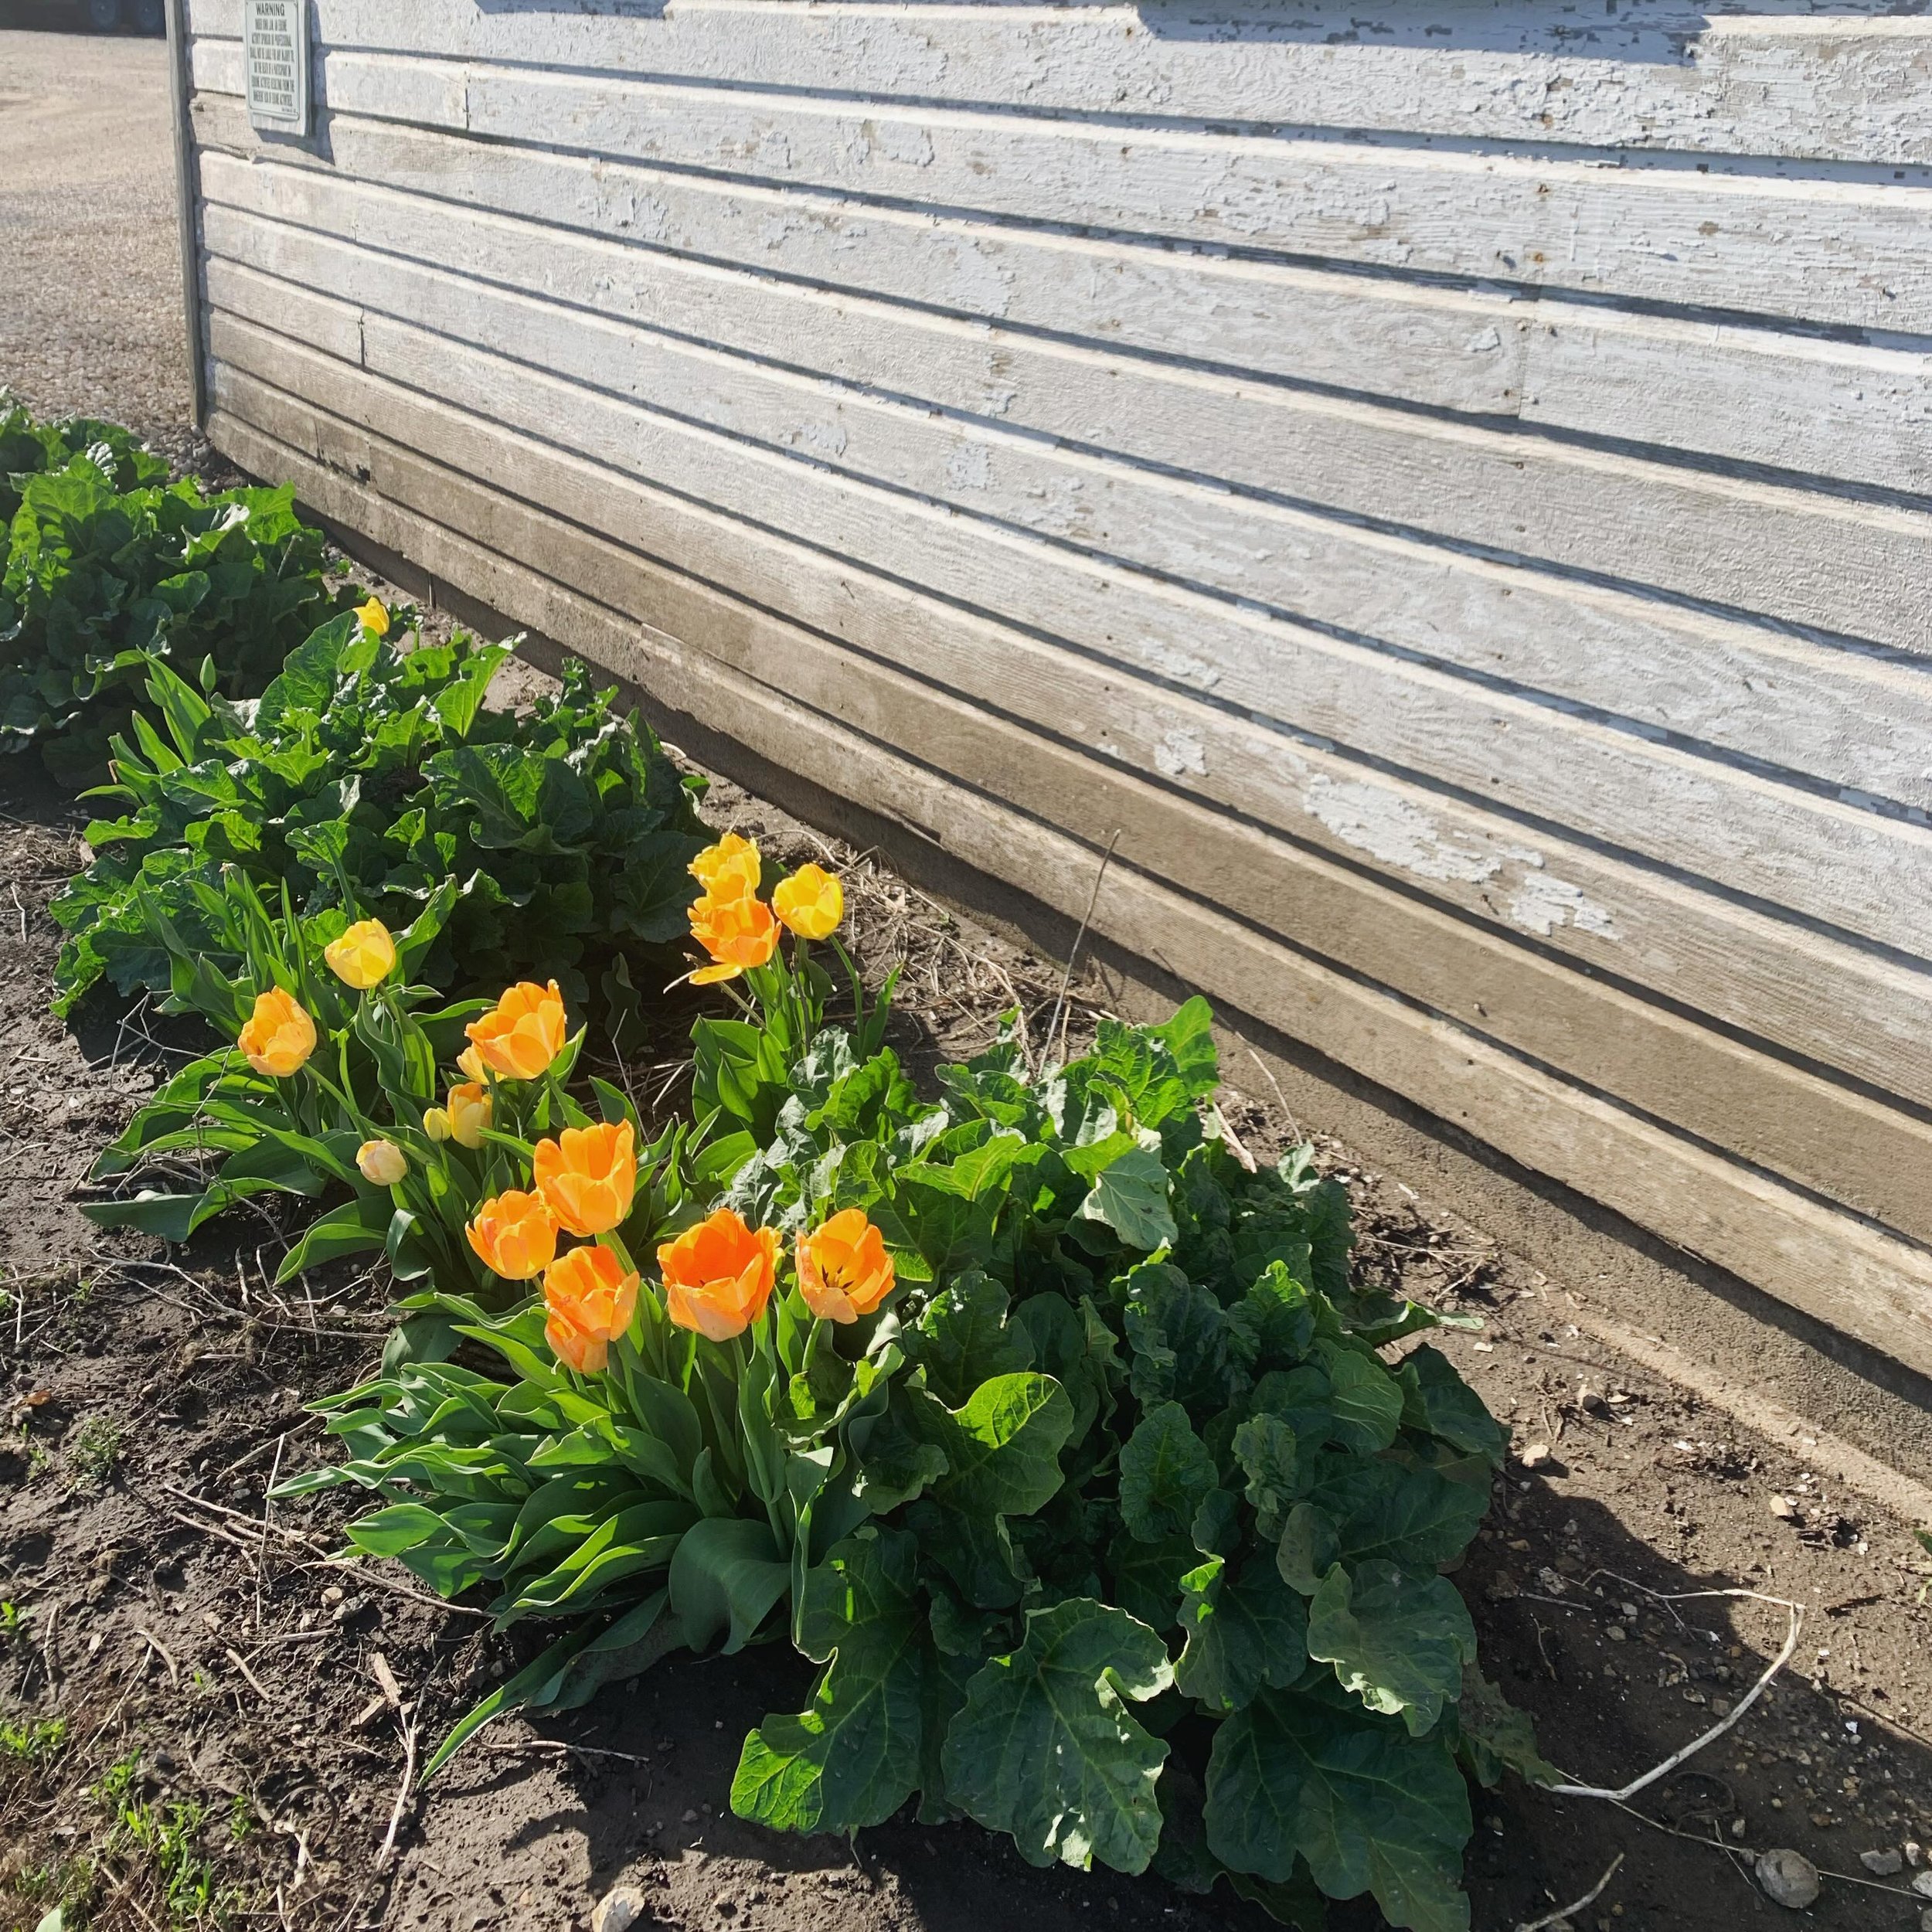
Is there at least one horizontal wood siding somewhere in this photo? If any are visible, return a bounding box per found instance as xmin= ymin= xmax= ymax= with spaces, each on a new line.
xmin=179 ymin=0 xmax=1932 ymax=1379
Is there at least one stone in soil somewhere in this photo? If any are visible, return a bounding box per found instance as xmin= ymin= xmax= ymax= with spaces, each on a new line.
xmin=1753 ymin=1849 xmax=1821 ymax=1910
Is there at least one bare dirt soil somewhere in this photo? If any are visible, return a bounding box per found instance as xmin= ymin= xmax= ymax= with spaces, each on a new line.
xmin=5 ymin=25 xmax=1932 ymax=1932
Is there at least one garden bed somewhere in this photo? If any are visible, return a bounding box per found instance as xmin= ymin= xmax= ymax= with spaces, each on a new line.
xmin=5 ymin=723 xmax=1932 ymax=1932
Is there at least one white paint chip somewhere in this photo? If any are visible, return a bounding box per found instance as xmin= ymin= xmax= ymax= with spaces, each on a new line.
xmin=945 ymin=442 xmax=992 ymax=491
xmin=1508 ymin=873 xmax=1620 ymax=939
xmin=1155 ymin=729 xmax=1208 ymax=777
xmin=1303 ymin=779 xmax=1500 ymax=886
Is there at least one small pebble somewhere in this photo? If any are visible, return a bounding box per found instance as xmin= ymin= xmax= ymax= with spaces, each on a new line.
xmin=1769 ymin=1495 xmax=1798 ymax=1520
xmin=1862 ymin=1849 xmax=1904 ymax=1876
xmin=1754 ymin=1848 xmax=1821 ymax=1910
xmin=1914 ymin=1870 xmax=1932 ymax=1899
xmin=1520 ymin=1443 xmax=1551 ymax=1469
xmin=591 ymin=1887 xmax=647 ymax=1932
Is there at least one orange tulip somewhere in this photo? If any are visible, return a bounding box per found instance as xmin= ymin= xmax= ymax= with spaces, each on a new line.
xmin=543 ymin=1243 xmax=640 ymax=1376
xmin=688 ymin=892 xmax=779 ymax=986
xmin=466 ymin=1189 xmax=558 ymax=1281
xmin=533 ymin=1121 xmax=636 ymax=1238
xmin=658 ymin=1208 xmax=779 ymax=1342
xmin=446 ymin=1081 xmax=492 ymax=1151
xmin=797 ymin=1209 xmax=895 ymax=1324
xmin=237 ymin=986 xmax=316 ymax=1078
xmin=323 ymin=918 xmax=396 ymax=990
xmin=689 ymin=831 xmax=760 ymax=903
xmin=465 ymin=981 xmax=569 ymax=1081
xmin=772 ymin=864 xmax=843 ymax=941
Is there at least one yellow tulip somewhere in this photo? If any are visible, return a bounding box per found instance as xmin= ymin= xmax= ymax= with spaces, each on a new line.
xmin=466 ymin=1190 xmax=557 ymax=1281
xmin=446 ymin=1081 xmax=492 ymax=1151
xmin=355 ymin=596 xmax=390 ymax=637
xmin=533 ymin=1121 xmax=635 ymax=1237
xmin=323 ymin=918 xmax=396 ymax=990
xmin=465 ymin=981 xmax=569 ymax=1081
xmin=796 ymin=1209 xmax=895 ymax=1323
xmin=456 ymin=1044 xmax=487 ymax=1083
xmin=772 ymin=863 xmax=844 ymax=941
xmin=422 ymin=1106 xmax=452 ymax=1143
xmin=688 ymin=891 xmax=779 ymax=986
xmin=543 ymin=1243 xmax=640 ymax=1376
xmin=356 ymin=1138 xmax=409 ymax=1187
xmin=236 ymin=987 xmax=316 ymax=1079
xmin=689 ymin=831 xmax=760 ymax=902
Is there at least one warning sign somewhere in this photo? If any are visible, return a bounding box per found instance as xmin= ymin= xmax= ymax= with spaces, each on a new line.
xmin=244 ymin=0 xmax=310 ymax=134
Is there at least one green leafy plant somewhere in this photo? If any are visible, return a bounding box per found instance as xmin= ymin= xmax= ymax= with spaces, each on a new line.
xmin=94 ymin=1755 xmax=236 ymax=1927
xmin=1 ymin=429 xmax=345 ymax=784
xmin=65 ymin=1417 xmax=124 ymax=1488
xmin=285 ymin=905 xmax=1539 ymax=1928
xmin=51 ymin=608 xmax=706 ymax=1015
xmin=0 ymin=1716 xmax=68 ymax=1766
xmin=1 ymin=392 xmax=167 ymax=523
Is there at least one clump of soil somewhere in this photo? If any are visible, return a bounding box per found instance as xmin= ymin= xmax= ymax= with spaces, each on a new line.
xmin=5 ymin=754 xmax=1932 ymax=1932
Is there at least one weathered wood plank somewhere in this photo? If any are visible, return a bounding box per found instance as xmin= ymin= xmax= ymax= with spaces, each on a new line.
xmin=183 ymin=0 xmax=1932 ymax=170
xmin=192 ymin=252 xmax=1932 ymax=961
xmin=198 ymin=247 xmax=359 ymax=364
xmin=1520 ymin=308 xmax=1932 ymax=498
xmin=199 ymin=396 xmax=1932 ymax=1380
xmin=189 ymin=94 xmax=1932 ymax=522
xmin=187 ymin=39 xmax=1932 ymax=335
xmin=189 ymin=90 xmax=1535 ymax=420
xmin=196 ymin=314 xmax=1932 ymax=1128
xmin=198 ymin=155 xmax=1932 ymax=668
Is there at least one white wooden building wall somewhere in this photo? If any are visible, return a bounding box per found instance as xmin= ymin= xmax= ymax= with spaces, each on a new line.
xmin=175 ymin=0 xmax=1932 ymax=1379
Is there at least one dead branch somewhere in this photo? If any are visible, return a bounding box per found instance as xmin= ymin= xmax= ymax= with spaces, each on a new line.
xmin=1516 ymin=1852 xmax=1624 ymax=1932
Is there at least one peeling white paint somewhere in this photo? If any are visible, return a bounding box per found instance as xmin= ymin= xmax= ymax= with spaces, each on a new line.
xmin=1134 ymin=641 xmax=1223 ymax=690
xmin=1155 ymin=727 xmax=1208 ymax=777
xmin=945 ymin=440 xmax=991 ymax=491
xmin=1508 ymin=873 xmax=1621 ymax=939
xmin=1302 ymin=777 xmax=1501 ymax=886
xmin=939 ymin=237 xmax=1016 ymax=319
xmin=791 ymin=420 xmax=849 ymax=460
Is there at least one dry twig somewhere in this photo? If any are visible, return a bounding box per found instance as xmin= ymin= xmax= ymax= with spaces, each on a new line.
xmin=378 ymin=1686 xmax=422 ymax=1867
xmin=224 ymin=1645 xmax=274 ymax=1704
xmin=1516 ymin=1852 xmax=1624 ymax=1932
xmin=1547 ymin=1583 xmax=1801 ymax=1804
xmin=132 ymin=1625 xmax=179 ymax=1686
xmin=1044 ymin=828 xmax=1120 ymax=1066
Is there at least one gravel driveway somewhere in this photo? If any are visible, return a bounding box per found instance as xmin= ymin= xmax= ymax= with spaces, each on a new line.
xmin=0 ymin=26 xmax=193 ymax=460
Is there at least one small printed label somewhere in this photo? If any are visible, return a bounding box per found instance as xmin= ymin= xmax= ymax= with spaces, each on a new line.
xmin=244 ymin=0 xmax=310 ymax=133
